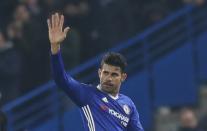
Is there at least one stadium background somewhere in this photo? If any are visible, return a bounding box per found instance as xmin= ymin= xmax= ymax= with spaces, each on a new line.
xmin=0 ymin=0 xmax=207 ymax=131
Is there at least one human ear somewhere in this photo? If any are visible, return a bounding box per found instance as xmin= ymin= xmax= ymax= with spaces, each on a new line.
xmin=121 ymin=73 xmax=127 ymax=82
xmin=98 ymin=68 xmax=102 ymax=78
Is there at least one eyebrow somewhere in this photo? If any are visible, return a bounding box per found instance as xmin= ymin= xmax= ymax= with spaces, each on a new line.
xmin=103 ymin=70 xmax=120 ymax=74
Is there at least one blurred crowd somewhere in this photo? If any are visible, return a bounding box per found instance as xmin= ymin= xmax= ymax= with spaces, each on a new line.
xmin=178 ymin=108 xmax=207 ymax=131
xmin=0 ymin=0 xmax=206 ymax=105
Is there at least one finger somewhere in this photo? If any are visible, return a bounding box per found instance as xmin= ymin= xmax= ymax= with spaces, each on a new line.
xmin=59 ymin=15 xmax=64 ymax=31
xmin=47 ymin=19 xmax=51 ymax=30
xmin=55 ymin=13 xmax=59 ymax=27
xmin=63 ymin=27 xmax=70 ymax=37
xmin=52 ymin=14 xmax=55 ymax=28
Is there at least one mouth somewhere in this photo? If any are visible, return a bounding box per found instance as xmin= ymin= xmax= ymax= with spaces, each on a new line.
xmin=103 ymin=83 xmax=114 ymax=87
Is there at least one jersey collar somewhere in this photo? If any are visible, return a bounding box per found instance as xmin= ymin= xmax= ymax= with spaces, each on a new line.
xmin=97 ymin=85 xmax=119 ymax=100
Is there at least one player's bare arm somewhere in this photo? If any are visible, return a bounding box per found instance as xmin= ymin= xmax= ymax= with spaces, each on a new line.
xmin=47 ymin=13 xmax=70 ymax=54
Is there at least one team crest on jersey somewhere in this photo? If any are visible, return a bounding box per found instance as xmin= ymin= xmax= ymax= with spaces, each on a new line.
xmin=102 ymin=97 xmax=108 ymax=103
xmin=123 ymin=105 xmax=130 ymax=115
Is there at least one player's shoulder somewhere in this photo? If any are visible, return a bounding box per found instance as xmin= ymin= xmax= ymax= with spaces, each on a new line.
xmin=119 ymin=94 xmax=136 ymax=107
xmin=80 ymin=83 xmax=97 ymax=92
xmin=119 ymin=94 xmax=133 ymax=101
xmin=80 ymin=83 xmax=95 ymax=88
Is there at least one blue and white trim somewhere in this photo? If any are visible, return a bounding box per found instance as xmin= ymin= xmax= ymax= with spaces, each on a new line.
xmin=82 ymin=105 xmax=95 ymax=131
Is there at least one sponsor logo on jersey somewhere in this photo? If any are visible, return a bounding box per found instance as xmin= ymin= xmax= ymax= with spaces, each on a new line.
xmin=100 ymin=104 xmax=129 ymax=127
xmin=108 ymin=108 xmax=129 ymax=127
xmin=108 ymin=108 xmax=129 ymax=123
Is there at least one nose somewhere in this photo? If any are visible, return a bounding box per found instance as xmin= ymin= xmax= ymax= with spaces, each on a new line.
xmin=106 ymin=75 xmax=113 ymax=81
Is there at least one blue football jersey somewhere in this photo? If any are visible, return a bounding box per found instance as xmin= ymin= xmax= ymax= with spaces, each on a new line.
xmin=51 ymin=52 xmax=144 ymax=131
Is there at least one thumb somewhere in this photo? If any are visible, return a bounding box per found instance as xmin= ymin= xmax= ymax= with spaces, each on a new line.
xmin=64 ymin=27 xmax=70 ymax=37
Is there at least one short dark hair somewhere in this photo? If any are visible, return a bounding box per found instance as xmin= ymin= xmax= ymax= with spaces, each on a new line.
xmin=100 ymin=52 xmax=127 ymax=72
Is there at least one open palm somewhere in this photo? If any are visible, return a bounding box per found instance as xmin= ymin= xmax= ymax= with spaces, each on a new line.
xmin=47 ymin=13 xmax=70 ymax=46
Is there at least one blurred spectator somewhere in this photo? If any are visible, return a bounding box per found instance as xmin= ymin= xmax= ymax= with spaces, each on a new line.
xmin=161 ymin=0 xmax=184 ymax=12
xmin=61 ymin=29 xmax=81 ymax=70
xmin=183 ymin=0 xmax=205 ymax=6
xmin=85 ymin=0 xmax=135 ymax=59
xmin=178 ymin=108 xmax=203 ymax=131
xmin=141 ymin=1 xmax=169 ymax=29
xmin=40 ymin=0 xmax=63 ymax=18
xmin=198 ymin=114 xmax=207 ymax=131
xmin=128 ymin=0 xmax=146 ymax=33
xmin=160 ymin=0 xmax=205 ymax=12
xmin=0 ymin=0 xmax=18 ymax=29
xmin=0 ymin=110 xmax=7 ymax=131
xmin=62 ymin=0 xmax=88 ymax=67
xmin=7 ymin=4 xmax=50 ymax=92
xmin=0 ymin=31 xmax=22 ymax=105
xmin=23 ymin=0 xmax=42 ymax=19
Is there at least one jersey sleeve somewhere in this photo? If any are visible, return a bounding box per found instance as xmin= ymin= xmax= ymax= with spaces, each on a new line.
xmin=127 ymin=102 xmax=144 ymax=131
xmin=51 ymin=51 xmax=92 ymax=107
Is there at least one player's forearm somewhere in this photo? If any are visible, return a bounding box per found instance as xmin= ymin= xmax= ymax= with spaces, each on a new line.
xmin=51 ymin=51 xmax=68 ymax=86
xmin=51 ymin=52 xmax=87 ymax=106
xmin=51 ymin=52 xmax=77 ymax=92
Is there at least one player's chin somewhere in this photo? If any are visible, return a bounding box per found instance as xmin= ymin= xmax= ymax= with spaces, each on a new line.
xmin=102 ymin=84 xmax=115 ymax=91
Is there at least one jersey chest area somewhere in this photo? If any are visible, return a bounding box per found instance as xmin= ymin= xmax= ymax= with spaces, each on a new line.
xmin=87 ymin=93 xmax=132 ymax=128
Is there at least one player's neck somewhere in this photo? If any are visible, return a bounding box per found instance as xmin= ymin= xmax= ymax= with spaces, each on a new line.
xmin=97 ymin=85 xmax=119 ymax=100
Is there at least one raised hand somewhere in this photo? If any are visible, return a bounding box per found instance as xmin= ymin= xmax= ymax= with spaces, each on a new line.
xmin=47 ymin=13 xmax=70 ymax=54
